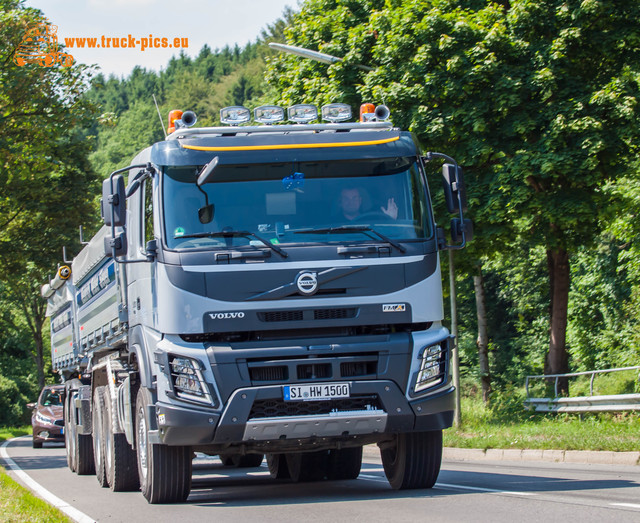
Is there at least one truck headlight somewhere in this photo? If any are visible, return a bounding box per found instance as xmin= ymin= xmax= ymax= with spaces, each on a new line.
xmin=414 ymin=344 xmax=445 ymax=392
xmin=168 ymin=355 xmax=217 ymax=406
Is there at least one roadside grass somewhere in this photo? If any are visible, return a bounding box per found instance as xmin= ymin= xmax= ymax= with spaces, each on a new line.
xmin=0 ymin=427 xmax=30 ymax=442
xmin=444 ymin=393 xmax=640 ymax=452
xmin=0 ymin=427 xmax=70 ymax=523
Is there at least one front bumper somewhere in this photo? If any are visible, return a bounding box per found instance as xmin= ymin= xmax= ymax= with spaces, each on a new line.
xmin=32 ymin=423 xmax=64 ymax=443
xmin=154 ymin=380 xmax=454 ymax=447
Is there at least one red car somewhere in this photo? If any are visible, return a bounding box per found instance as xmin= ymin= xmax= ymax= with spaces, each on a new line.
xmin=28 ymin=384 xmax=65 ymax=448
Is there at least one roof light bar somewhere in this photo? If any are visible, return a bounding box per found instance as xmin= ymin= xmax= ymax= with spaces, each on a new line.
xmin=322 ymin=103 xmax=352 ymax=122
xmin=288 ymin=104 xmax=318 ymax=123
xmin=254 ymin=105 xmax=285 ymax=124
xmin=220 ymin=106 xmax=251 ymax=125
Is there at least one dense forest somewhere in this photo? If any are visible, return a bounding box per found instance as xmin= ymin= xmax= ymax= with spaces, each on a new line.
xmin=1 ymin=0 xmax=639 ymax=425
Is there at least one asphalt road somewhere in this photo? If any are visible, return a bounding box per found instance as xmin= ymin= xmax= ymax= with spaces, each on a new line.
xmin=3 ymin=436 xmax=640 ymax=523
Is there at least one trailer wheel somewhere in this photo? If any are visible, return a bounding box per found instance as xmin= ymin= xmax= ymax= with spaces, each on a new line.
xmin=219 ymin=453 xmax=264 ymax=468
xmin=92 ymin=386 xmax=109 ymax=487
xmin=286 ymin=451 xmax=328 ymax=482
xmin=136 ymin=387 xmax=192 ymax=503
xmin=380 ymin=430 xmax=443 ymax=490
xmin=327 ymin=446 xmax=363 ymax=480
xmin=104 ymin=391 xmax=139 ymax=491
xmin=266 ymin=453 xmax=290 ymax=479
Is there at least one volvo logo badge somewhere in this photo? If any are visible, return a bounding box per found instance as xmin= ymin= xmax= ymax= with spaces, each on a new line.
xmin=296 ymin=272 xmax=318 ymax=295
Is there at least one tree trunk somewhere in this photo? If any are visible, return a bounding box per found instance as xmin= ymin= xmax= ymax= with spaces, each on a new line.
xmin=545 ymin=248 xmax=570 ymax=395
xmin=473 ymin=266 xmax=491 ymax=403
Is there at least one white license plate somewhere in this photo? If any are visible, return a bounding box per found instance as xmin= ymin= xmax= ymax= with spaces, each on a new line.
xmin=283 ymin=383 xmax=350 ymax=401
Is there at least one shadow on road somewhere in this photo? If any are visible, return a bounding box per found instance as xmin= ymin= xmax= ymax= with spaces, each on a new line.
xmin=439 ymin=469 xmax=639 ymax=494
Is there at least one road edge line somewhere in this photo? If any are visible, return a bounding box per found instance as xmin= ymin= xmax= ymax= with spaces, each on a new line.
xmin=1 ymin=437 xmax=96 ymax=523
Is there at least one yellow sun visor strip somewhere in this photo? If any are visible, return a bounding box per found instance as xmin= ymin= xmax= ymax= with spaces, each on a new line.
xmin=181 ymin=135 xmax=400 ymax=152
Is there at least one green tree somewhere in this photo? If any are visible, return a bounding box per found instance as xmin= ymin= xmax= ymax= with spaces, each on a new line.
xmin=266 ymin=0 xmax=640 ymax=390
xmin=0 ymin=0 xmax=98 ymax=388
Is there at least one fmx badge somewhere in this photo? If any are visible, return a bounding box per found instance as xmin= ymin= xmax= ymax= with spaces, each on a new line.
xmin=383 ymin=303 xmax=406 ymax=312
xmin=14 ymin=19 xmax=73 ymax=67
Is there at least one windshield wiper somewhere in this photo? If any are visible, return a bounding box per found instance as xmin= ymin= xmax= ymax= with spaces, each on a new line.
xmin=294 ymin=225 xmax=406 ymax=253
xmin=177 ymin=230 xmax=288 ymax=258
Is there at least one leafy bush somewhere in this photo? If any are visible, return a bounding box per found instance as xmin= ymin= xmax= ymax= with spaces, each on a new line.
xmin=0 ymin=375 xmax=30 ymax=426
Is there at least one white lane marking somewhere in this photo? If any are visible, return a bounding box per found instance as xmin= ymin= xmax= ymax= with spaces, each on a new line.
xmin=358 ymin=473 xmax=536 ymax=496
xmin=359 ymin=474 xmax=387 ymax=483
xmin=610 ymin=503 xmax=640 ymax=510
xmin=436 ymin=482 xmax=536 ymax=496
xmin=1 ymin=437 xmax=96 ymax=523
xmin=245 ymin=471 xmax=271 ymax=477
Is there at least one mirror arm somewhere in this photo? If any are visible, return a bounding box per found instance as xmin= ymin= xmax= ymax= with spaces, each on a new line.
xmin=425 ymin=152 xmax=469 ymax=249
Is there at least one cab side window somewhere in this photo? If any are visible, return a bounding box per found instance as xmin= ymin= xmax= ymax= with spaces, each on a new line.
xmin=143 ymin=179 xmax=154 ymax=245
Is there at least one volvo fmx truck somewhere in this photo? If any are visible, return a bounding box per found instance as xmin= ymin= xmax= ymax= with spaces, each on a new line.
xmin=42 ymin=102 xmax=470 ymax=503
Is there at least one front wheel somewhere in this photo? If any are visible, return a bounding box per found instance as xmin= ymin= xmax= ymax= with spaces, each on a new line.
xmin=380 ymin=430 xmax=443 ymax=489
xmin=136 ymin=387 xmax=192 ymax=504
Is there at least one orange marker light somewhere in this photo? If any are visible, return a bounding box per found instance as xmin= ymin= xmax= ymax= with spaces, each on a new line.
xmin=360 ymin=103 xmax=375 ymax=122
xmin=168 ymin=109 xmax=183 ymax=134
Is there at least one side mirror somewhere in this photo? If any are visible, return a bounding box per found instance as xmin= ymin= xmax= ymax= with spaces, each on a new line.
xmin=102 ymin=175 xmax=126 ymax=227
xmin=27 ymin=402 xmax=36 ymax=410
xmin=198 ymin=204 xmax=215 ymax=224
xmin=451 ymin=218 xmax=474 ymax=244
xmin=442 ymin=164 xmax=468 ymax=214
xmin=104 ymin=231 xmax=128 ymax=258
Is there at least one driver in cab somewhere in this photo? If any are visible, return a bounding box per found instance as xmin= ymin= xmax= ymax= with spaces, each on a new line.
xmin=339 ymin=187 xmax=398 ymax=221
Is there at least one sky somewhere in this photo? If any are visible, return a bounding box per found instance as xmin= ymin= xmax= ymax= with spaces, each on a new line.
xmin=25 ymin=0 xmax=298 ymax=78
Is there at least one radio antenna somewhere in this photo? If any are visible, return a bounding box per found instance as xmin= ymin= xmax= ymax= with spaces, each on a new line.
xmin=152 ymin=93 xmax=167 ymax=138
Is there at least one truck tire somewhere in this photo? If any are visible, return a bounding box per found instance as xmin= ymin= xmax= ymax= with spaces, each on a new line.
xmin=65 ymin=387 xmax=95 ymax=475
xmin=75 ymin=433 xmax=96 ymax=475
xmin=92 ymin=386 xmax=109 ymax=487
xmin=266 ymin=453 xmax=290 ymax=479
xmin=286 ymin=451 xmax=328 ymax=482
xmin=326 ymin=446 xmax=363 ymax=480
xmin=219 ymin=453 xmax=264 ymax=468
xmin=136 ymin=387 xmax=192 ymax=503
xmin=380 ymin=430 xmax=443 ymax=490
xmin=64 ymin=390 xmax=77 ymax=472
xmin=104 ymin=390 xmax=139 ymax=491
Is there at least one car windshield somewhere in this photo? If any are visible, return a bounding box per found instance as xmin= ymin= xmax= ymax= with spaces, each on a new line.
xmin=41 ymin=389 xmax=62 ymax=406
xmin=162 ymin=157 xmax=432 ymax=251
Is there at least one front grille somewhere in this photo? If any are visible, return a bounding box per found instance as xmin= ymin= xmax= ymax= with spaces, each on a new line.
xmin=249 ymin=395 xmax=382 ymax=419
xmin=314 ymin=308 xmax=357 ymax=320
xmin=297 ymin=363 xmax=332 ymax=380
xmin=54 ymin=419 xmax=64 ymax=427
xmin=260 ymin=310 xmax=304 ymax=322
xmin=258 ymin=308 xmax=358 ymax=323
xmin=341 ymin=360 xmax=377 ymax=377
xmin=249 ymin=366 xmax=288 ymax=381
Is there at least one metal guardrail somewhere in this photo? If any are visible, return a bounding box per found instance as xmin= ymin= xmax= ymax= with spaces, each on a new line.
xmin=524 ymin=366 xmax=640 ymax=413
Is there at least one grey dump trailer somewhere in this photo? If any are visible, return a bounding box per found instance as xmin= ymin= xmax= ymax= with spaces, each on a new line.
xmin=43 ymin=103 xmax=470 ymax=503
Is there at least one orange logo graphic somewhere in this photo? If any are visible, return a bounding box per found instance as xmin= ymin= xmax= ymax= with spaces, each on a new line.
xmin=14 ymin=20 xmax=74 ymax=67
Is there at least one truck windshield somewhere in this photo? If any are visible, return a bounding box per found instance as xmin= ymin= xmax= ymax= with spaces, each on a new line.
xmin=162 ymin=157 xmax=432 ymax=251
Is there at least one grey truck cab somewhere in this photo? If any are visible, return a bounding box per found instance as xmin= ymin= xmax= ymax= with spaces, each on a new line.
xmin=52 ymin=103 xmax=469 ymax=503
